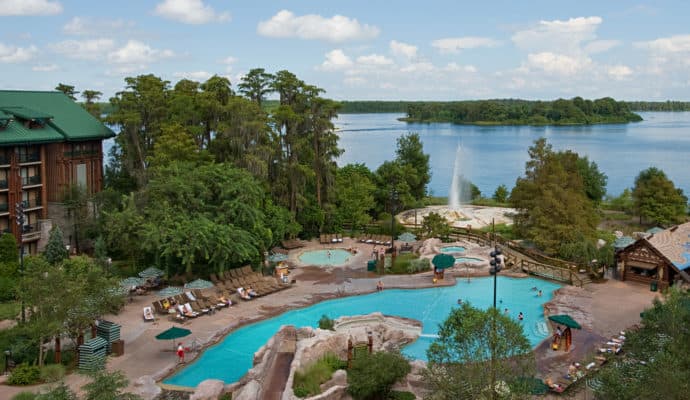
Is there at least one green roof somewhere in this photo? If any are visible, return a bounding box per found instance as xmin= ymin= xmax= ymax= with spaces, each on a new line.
xmin=1 ymin=106 xmax=53 ymax=120
xmin=0 ymin=90 xmax=115 ymax=145
xmin=0 ymin=110 xmax=12 ymax=122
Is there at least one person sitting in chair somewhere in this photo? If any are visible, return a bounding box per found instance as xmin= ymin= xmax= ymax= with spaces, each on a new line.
xmin=247 ymin=286 xmax=258 ymax=298
xmin=237 ymin=287 xmax=251 ymax=300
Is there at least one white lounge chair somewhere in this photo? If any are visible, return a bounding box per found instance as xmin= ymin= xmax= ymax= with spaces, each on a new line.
xmin=143 ymin=306 xmax=155 ymax=322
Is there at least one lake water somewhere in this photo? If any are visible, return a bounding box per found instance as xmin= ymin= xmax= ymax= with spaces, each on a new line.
xmin=336 ymin=112 xmax=690 ymax=197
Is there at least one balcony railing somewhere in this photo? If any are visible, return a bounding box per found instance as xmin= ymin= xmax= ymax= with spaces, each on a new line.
xmin=0 ymin=203 xmax=7 ymax=213
xmin=21 ymin=175 xmax=42 ymax=186
xmin=0 ymin=180 xmax=7 ymax=189
xmin=21 ymin=199 xmax=42 ymax=209
xmin=22 ymin=222 xmax=41 ymax=240
xmin=0 ymin=156 xmax=9 ymax=165
xmin=64 ymin=150 xmax=99 ymax=158
xmin=18 ymin=153 xmax=40 ymax=163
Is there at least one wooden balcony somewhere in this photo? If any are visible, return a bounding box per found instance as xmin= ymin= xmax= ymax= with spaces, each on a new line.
xmin=22 ymin=222 xmax=41 ymax=241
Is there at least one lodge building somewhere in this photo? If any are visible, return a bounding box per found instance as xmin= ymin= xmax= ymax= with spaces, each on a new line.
xmin=616 ymin=222 xmax=690 ymax=290
xmin=0 ymin=90 xmax=114 ymax=254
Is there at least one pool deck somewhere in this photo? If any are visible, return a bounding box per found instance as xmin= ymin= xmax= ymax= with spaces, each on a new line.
xmin=0 ymin=238 xmax=660 ymax=399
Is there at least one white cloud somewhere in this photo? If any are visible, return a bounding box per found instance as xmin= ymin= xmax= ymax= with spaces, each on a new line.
xmin=320 ymin=49 xmax=353 ymax=71
xmin=356 ymin=54 xmax=393 ymax=66
xmin=0 ymin=43 xmax=37 ymax=63
xmin=344 ymin=76 xmax=366 ymax=86
xmin=154 ymin=0 xmax=230 ymax=24
xmin=63 ymin=16 xmax=132 ymax=36
xmin=526 ymin=52 xmax=592 ymax=76
xmin=32 ymin=64 xmax=58 ymax=72
xmin=0 ymin=0 xmax=62 ymax=16
xmin=257 ymin=10 xmax=379 ymax=42
xmin=173 ymin=71 xmax=212 ymax=81
xmin=512 ymin=16 xmax=602 ymax=53
xmin=400 ymin=62 xmax=434 ymax=73
xmin=607 ymin=65 xmax=633 ymax=80
xmin=444 ymin=62 xmax=477 ymax=73
xmin=635 ymin=34 xmax=690 ymax=53
xmin=219 ymin=55 xmax=237 ymax=72
xmin=431 ymin=37 xmax=500 ymax=53
xmin=390 ymin=40 xmax=417 ymax=59
xmin=107 ymin=40 xmax=174 ymax=68
xmin=584 ymin=39 xmax=621 ymax=54
xmin=50 ymin=39 xmax=115 ymax=60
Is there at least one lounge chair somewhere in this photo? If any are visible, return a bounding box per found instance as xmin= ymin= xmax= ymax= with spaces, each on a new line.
xmin=178 ymin=304 xmax=198 ymax=318
xmin=143 ymin=306 xmax=155 ymax=321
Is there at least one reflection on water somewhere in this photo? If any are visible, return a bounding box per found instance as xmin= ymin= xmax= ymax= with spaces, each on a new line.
xmin=336 ymin=112 xmax=690 ymax=197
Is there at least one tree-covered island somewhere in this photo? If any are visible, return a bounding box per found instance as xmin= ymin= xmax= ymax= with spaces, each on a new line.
xmin=401 ymin=97 xmax=643 ymax=125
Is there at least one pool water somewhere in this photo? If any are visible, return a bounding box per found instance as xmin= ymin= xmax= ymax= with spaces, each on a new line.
xmin=441 ymin=246 xmax=466 ymax=253
xmin=298 ymin=249 xmax=352 ymax=266
xmin=165 ymin=277 xmax=560 ymax=387
xmin=455 ymin=257 xmax=483 ymax=263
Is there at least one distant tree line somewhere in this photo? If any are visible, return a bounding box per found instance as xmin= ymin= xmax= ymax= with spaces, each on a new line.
xmin=626 ymin=101 xmax=690 ymax=111
xmin=403 ymin=97 xmax=642 ymax=125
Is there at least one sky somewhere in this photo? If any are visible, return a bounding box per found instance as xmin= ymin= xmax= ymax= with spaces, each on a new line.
xmin=1 ymin=0 xmax=690 ymax=101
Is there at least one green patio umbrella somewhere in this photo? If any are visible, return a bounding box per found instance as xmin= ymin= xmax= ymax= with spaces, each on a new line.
xmin=548 ymin=314 xmax=582 ymax=329
xmin=157 ymin=286 xmax=183 ymax=298
xmin=184 ymin=279 xmax=214 ymax=290
xmin=139 ymin=266 xmax=165 ymax=278
xmin=268 ymin=253 xmax=288 ymax=262
xmin=432 ymin=253 xmax=456 ymax=270
xmin=155 ymin=326 xmax=192 ymax=350
xmin=398 ymin=232 xmax=417 ymax=243
xmin=120 ymin=277 xmax=145 ymax=288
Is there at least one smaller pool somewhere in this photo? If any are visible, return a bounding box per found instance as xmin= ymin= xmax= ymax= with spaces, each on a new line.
xmin=441 ymin=246 xmax=466 ymax=253
xmin=455 ymin=257 xmax=483 ymax=263
xmin=299 ymin=249 xmax=352 ymax=266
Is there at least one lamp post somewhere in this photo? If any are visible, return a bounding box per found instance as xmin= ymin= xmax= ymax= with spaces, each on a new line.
xmin=4 ymin=350 xmax=10 ymax=375
xmin=488 ymin=220 xmax=503 ymax=400
xmin=15 ymin=202 xmax=25 ymax=323
xmin=390 ymin=189 xmax=398 ymax=251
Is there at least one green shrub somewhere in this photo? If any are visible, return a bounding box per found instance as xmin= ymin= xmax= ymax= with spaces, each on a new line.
xmin=40 ymin=364 xmax=65 ymax=382
xmin=406 ymin=258 xmax=430 ymax=274
xmin=389 ymin=391 xmax=416 ymax=400
xmin=318 ymin=315 xmax=335 ymax=331
xmin=218 ymin=393 xmax=232 ymax=400
xmin=11 ymin=392 xmax=37 ymax=400
xmin=8 ymin=363 xmax=41 ymax=385
xmin=0 ymin=277 xmax=17 ymax=302
xmin=0 ymin=300 xmax=19 ymax=320
xmin=293 ymin=353 xmax=344 ymax=398
xmin=348 ymin=351 xmax=411 ymax=400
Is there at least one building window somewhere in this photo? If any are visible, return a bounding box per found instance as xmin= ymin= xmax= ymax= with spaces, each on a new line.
xmin=76 ymin=163 xmax=87 ymax=187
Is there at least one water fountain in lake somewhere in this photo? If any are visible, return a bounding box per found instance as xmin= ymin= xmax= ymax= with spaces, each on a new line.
xmin=397 ymin=144 xmax=514 ymax=229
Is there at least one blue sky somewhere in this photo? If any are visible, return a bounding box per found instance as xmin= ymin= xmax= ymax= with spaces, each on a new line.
xmin=1 ymin=0 xmax=689 ymax=101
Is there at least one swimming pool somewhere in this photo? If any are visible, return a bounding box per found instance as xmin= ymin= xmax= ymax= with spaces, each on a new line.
xmin=455 ymin=257 xmax=483 ymax=263
xmin=165 ymin=277 xmax=560 ymax=387
xmin=298 ymin=249 xmax=352 ymax=266
xmin=440 ymin=246 xmax=466 ymax=253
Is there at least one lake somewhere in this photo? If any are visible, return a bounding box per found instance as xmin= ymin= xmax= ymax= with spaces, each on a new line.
xmin=335 ymin=112 xmax=690 ymax=197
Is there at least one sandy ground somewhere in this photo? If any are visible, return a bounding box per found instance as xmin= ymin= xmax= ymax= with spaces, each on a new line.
xmin=0 ymin=237 xmax=660 ymax=399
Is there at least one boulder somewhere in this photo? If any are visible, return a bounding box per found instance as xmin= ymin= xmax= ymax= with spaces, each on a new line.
xmin=234 ymin=379 xmax=261 ymax=400
xmin=190 ymin=379 xmax=225 ymax=400
xmin=320 ymin=369 xmax=347 ymax=392
xmin=131 ymin=375 xmax=161 ymax=400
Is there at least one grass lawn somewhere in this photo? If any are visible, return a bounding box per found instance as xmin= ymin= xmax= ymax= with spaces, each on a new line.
xmin=389 ymin=253 xmax=419 ymax=274
xmin=0 ymin=301 xmax=19 ymax=320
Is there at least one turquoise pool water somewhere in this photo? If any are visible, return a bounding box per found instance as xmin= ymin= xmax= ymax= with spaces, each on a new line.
xmin=298 ymin=249 xmax=352 ymax=266
xmin=165 ymin=277 xmax=560 ymax=387
xmin=455 ymin=257 xmax=483 ymax=263
xmin=441 ymin=246 xmax=466 ymax=253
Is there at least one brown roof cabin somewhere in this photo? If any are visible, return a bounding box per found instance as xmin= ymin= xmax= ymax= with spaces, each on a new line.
xmin=616 ymin=222 xmax=690 ymax=290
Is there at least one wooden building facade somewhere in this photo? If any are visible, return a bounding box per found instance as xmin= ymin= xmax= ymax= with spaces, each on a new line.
xmin=0 ymin=91 xmax=113 ymax=253
xmin=617 ymin=223 xmax=690 ymax=290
